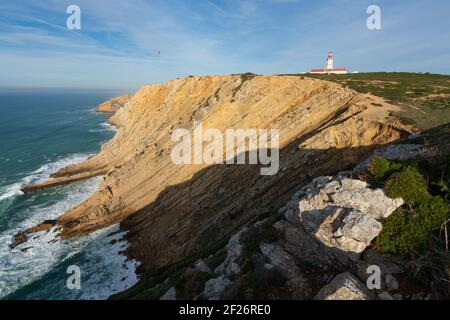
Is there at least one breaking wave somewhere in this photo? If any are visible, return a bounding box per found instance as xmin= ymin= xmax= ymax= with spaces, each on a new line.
xmin=88 ymin=123 xmax=117 ymax=133
xmin=0 ymin=155 xmax=139 ymax=299
xmin=0 ymin=153 xmax=92 ymax=202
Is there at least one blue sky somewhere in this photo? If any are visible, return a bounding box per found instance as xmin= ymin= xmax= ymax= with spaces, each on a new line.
xmin=1 ymin=0 xmax=450 ymax=90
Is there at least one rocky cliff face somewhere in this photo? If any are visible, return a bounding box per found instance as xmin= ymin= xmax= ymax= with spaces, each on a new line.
xmin=18 ymin=75 xmax=411 ymax=272
xmin=96 ymin=94 xmax=134 ymax=113
xmin=118 ymin=143 xmax=428 ymax=301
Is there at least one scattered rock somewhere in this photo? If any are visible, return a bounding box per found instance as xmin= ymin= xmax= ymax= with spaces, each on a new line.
xmin=378 ymin=292 xmax=395 ymax=300
xmin=12 ymin=220 xmax=57 ymax=248
xmin=215 ymin=228 xmax=247 ymax=276
xmin=203 ymin=275 xmax=232 ymax=300
xmin=260 ymin=243 xmax=300 ymax=279
xmin=393 ymin=293 xmax=403 ymax=300
xmin=314 ymin=272 xmax=374 ymax=300
xmin=259 ymin=243 xmax=311 ymax=299
xmin=356 ymin=248 xmax=408 ymax=284
xmin=194 ymin=259 xmax=211 ymax=273
xmin=385 ymin=274 xmax=399 ymax=291
xmin=160 ymin=287 xmax=177 ymax=300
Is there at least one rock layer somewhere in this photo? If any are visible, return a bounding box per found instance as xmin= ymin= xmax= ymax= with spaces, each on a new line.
xmin=18 ymin=75 xmax=411 ymax=270
xmin=96 ymin=94 xmax=134 ymax=113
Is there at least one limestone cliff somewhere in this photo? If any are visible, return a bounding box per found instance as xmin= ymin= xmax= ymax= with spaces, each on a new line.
xmin=96 ymin=94 xmax=134 ymax=113
xmin=18 ymin=75 xmax=412 ymax=271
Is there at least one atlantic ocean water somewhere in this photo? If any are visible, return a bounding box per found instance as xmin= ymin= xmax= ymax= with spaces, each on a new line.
xmin=0 ymin=89 xmax=139 ymax=299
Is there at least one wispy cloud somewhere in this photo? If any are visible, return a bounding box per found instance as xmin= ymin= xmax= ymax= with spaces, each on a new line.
xmin=0 ymin=0 xmax=449 ymax=89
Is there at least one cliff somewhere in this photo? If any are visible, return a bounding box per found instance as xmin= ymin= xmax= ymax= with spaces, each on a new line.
xmin=17 ymin=74 xmax=412 ymax=271
xmin=114 ymin=125 xmax=449 ymax=300
xmin=96 ymin=94 xmax=134 ymax=113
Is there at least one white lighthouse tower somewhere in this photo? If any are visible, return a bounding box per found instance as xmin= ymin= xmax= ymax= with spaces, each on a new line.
xmin=310 ymin=52 xmax=348 ymax=74
xmin=326 ymin=52 xmax=334 ymax=71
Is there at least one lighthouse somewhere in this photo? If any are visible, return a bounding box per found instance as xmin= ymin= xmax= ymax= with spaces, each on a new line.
xmin=310 ymin=52 xmax=348 ymax=74
xmin=326 ymin=52 xmax=334 ymax=70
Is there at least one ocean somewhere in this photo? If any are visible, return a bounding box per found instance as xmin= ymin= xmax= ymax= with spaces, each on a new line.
xmin=0 ymin=89 xmax=139 ymax=300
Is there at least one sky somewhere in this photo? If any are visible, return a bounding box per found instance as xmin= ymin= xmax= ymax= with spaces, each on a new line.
xmin=0 ymin=0 xmax=450 ymax=90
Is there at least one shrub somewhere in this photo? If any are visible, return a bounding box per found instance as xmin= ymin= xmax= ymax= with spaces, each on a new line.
xmin=377 ymin=167 xmax=450 ymax=254
xmin=412 ymin=233 xmax=450 ymax=299
xmin=385 ymin=166 xmax=428 ymax=206
xmin=369 ymin=156 xmax=403 ymax=179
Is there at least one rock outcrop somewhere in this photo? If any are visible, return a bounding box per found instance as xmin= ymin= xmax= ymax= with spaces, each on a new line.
xmin=214 ymin=228 xmax=247 ymax=276
xmin=18 ymin=75 xmax=411 ymax=270
xmin=178 ymin=173 xmax=408 ymax=300
xmin=314 ymin=272 xmax=374 ymax=300
xmin=147 ymin=171 xmax=406 ymax=300
xmin=203 ymin=275 xmax=232 ymax=300
xmin=96 ymin=94 xmax=134 ymax=113
xmin=275 ymin=175 xmax=404 ymax=268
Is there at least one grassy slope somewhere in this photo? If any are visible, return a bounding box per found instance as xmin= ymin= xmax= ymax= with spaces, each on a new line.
xmin=283 ymin=72 xmax=450 ymax=130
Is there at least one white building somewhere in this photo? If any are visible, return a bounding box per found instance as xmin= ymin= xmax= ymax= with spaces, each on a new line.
xmin=310 ymin=52 xmax=348 ymax=74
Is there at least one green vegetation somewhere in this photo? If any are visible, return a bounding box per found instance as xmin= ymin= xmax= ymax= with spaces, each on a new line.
xmin=372 ymin=160 xmax=449 ymax=255
xmin=368 ymin=122 xmax=450 ymax=293
xmin=364 ymin=137 xmax=449 ymax=297
xmin=412 ymin=235 xmax=450 ymax=299
xmin=377 ymin=197 xmax=448 ymax=255
xmin=282 ymin=72 xmax=450 ymax=129
xmin=385 ymin=167 xmax=428 ymax=206
xmin=369 ymin=156 xmax=403 ymax=179
xmin=369 ymin=137 xmax=449 ymax=297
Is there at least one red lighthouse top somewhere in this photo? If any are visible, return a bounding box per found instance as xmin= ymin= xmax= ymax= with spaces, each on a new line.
xmin=328 ymin=52 xmax=334 ymax=59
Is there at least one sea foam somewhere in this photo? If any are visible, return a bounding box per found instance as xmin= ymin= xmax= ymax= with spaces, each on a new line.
xmin=0 ymin=153 xmax=93 ymax=202
xmin=0 ymin=154 xmax=139 ymax=299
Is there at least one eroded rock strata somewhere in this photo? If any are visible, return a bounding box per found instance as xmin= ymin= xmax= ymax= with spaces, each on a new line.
xmin=96 ymin=94 xmax=134 ymax=113
xmin=18 ymin=75 xmax=411 ymax=271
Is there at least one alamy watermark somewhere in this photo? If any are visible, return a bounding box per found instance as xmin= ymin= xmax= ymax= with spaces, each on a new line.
xmin=171 ymin=122 xmax=280 ymax=176
xmin=66 ymin=265 xmax=81 ymax=290
xmin=367 ymin=5 xmax=382 ymax=30
xmin=366 ymin=265 xmax=382 ymax=290
xmin=66 ymin=5 xmax=81 ymax=30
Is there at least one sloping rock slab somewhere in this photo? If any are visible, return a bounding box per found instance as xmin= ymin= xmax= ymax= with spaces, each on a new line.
xmin=278 ymin=176 xmax=404 ymax=267
xmin=314 ymin=272 xmax=375 ymax=300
